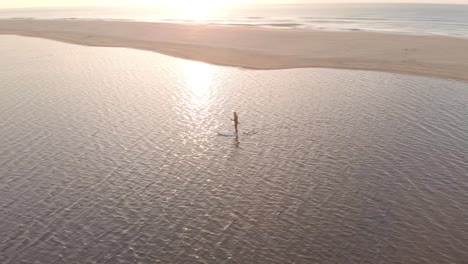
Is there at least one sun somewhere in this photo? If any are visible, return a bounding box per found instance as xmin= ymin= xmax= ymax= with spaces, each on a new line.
xmin=161 ymin=0 xmax=233 ymax=19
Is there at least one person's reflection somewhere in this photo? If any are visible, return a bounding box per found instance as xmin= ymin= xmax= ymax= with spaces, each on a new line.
xmin=234 ymin=136 xmax=240 ymax=148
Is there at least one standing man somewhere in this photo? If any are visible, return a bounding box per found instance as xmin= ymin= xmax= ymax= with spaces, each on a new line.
xmin=231 ymin=112 xmax=239 ymax=134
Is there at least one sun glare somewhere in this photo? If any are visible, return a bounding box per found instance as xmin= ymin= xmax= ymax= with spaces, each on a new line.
xmin=181 ymin=60 xmax=217 ymax=109
xmin=160 ymin=0 xmax=233 ymax=19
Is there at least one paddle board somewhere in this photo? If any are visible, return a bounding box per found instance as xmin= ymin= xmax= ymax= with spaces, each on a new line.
xmin=217 ymin=131 xmax=251 ymax=137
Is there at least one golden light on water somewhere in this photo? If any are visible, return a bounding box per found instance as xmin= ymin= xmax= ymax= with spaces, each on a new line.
xmin=181 ymin=60 xmax=217 ymax=109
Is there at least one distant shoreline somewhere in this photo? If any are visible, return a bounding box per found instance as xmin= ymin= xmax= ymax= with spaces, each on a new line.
xmin=4 ymin=17 xmax=468 ymax=40
xmin=1 ymin=19 xmax=468 ymax=82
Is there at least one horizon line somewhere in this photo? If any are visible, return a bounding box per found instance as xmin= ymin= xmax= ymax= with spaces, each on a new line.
xmin=1 ymin=2 xmax=468 ymax=10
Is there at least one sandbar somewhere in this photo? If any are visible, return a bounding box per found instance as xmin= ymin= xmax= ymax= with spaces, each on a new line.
xmin=1 ymin=19 xmax=468 ymax=82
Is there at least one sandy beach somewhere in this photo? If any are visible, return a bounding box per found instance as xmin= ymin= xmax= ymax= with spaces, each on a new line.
xmin=1 ymin=19 xmax=468 ymax=82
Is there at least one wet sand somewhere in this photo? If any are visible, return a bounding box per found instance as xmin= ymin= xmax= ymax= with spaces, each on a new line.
xmin=1 ymin=19 xmax=468 ymax=82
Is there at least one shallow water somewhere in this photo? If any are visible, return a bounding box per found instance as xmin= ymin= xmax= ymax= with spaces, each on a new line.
xmin=1 ymin=36 xmax=468 ymax=264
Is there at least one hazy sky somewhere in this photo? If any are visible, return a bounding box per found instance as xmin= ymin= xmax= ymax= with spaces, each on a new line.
xmin=1 ymin=0 xmax=468 ymax=8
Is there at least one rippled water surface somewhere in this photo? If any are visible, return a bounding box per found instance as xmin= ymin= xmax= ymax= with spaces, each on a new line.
xmin=1 ymin=36 xmax=468 ymax=264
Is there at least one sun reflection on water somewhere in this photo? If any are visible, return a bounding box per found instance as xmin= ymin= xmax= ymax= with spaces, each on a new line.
xmin=181 ymin=60 xmax=217 ymax=109
xmin=178 ymin=60 xmax=220 ymax=140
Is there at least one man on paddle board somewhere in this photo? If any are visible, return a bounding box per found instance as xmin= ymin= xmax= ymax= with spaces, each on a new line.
xmin=231 ymin=112 xmax=239 ymax=134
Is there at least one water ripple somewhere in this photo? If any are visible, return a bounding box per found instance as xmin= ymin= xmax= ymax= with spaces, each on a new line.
xmin=0 ymin=36 xmax=468 ymax=263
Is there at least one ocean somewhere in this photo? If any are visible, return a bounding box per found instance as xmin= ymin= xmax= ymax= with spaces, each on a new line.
xmin=1 ymin=35 xmax=468 ymax=263
xmin=1 ymin=3 xmax=468 ymax=38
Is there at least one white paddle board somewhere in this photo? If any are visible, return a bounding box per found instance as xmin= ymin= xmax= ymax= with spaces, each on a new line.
xmin=217 ymin=131 xmax=251 ymax=137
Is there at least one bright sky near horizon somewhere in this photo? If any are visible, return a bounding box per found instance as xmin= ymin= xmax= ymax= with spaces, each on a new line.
xmin=1 ymin=0 xmax=468 ymax=8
